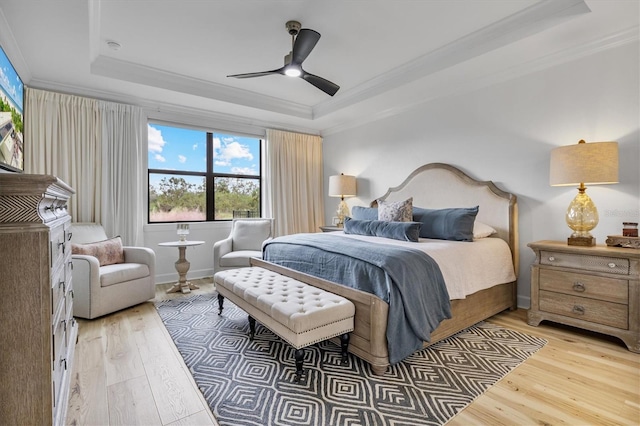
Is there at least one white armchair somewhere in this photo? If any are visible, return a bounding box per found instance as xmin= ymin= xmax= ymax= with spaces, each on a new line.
xmin=213 ymin=218 xmax=274 ymax=273
xmin=70 ymin=223 xmax=156 ymax=319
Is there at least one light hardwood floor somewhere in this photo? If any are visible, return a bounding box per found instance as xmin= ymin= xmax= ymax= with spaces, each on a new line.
xmin=66 ymin=279 xmax=640 ymax=426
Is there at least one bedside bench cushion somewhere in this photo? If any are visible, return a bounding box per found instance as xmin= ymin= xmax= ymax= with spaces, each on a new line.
xmin=214 ymin=266 xmax=355 ymax=349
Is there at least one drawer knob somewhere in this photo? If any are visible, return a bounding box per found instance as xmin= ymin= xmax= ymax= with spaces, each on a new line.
xmin=572 ymin=305 xmax=585 ymax=315
xmin=572 ymin=282 xmax=586 ymax=292
xmin=608 ymin=262 xmax=616 ymax=268
xmin=548 ymin=256 xmax=555 ymax=262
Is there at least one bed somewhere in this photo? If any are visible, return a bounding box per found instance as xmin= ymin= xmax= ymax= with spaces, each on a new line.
xmin=253 ymin=162 xmax=518 ymax=375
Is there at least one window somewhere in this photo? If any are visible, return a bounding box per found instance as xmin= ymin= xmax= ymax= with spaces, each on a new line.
xmin=147 ymin=122 xmax=261 ymax=222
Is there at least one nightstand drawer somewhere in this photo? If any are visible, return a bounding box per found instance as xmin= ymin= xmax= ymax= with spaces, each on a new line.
xmin=539 ymin=290 xmax=628 ymax=329
xmin=539 ymin=269 xmax=628 ymax=305
xmin=540 ymin=250 xmax=630 ymax=275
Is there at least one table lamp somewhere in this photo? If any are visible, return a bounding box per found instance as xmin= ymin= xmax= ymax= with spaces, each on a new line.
xmin=550 ymin=139 xmax=618 ymax=246
xmin=328 ymin=173 xmax=356 ymax=226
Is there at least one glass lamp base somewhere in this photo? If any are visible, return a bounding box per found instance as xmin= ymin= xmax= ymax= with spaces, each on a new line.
xmin=565 ymin=189 xmax=598 ymax=247
xmin=336 ymin=200 xmax=350 ymax=226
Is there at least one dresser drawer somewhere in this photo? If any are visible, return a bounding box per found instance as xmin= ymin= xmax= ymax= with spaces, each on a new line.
xmin=540 ymin=250 xmax=630 ymax=275
xmin=52 ymin=318 xmax=67 ymax=413
xmin=539 ymin=269 xmax=628 ymax=305
xmin=51 ymin=266 xmax=67 ymax=319
xmin=539 ymin=290 xmax=628 ymax=329
xmin=50 ymin=224 xmax=67 ymax=268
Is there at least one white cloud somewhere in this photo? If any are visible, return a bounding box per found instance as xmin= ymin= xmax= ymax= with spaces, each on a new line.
xmin=213 ymin=137 xmax=221 ymax=150
xmin=217 ymin=141 xmax=253 ymax=162
xmin=178 ymin=155 xmax=186 ymax=164
xmin=231 ymin=166 xmax=257 ymax=175
xmin=148 ymin=125 xmax=166 ymax=153
xmin=214 ymin=159 xmax=230 ymax=166
xmin=192 ymin=144 xmax=198 ymax=150
xmin=154 ymin=154 xmax=166 ymax=162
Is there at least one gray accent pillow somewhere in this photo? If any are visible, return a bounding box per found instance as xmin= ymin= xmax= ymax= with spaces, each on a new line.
xmin=377 ymin=197 xmax=413 ymax=222
xmin=351 ymin=206 xmax=378 ymax=221
xmin=344 ymin=217 xmax=421 ymax=242
xmin=412 ymin=206 xmax=479 ymax=241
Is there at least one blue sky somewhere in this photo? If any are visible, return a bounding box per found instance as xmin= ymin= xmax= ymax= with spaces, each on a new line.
xmin=148 ymin=123 xmax=260 ymax=175
xmin=0 ymin=45 xmax=24 ymax=113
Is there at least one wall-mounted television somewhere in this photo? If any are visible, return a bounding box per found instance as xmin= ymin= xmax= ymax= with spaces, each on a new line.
xmin=0 ymin=44 xmax=24 ymax=173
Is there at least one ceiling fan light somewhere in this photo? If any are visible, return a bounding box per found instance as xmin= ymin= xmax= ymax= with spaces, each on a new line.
xmin=284 ymin=66 xmax=301 ymax=77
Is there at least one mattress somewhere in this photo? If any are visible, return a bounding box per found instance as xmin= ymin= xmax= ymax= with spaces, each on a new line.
xmin=327 ymin=232 xmax=517 ymax=300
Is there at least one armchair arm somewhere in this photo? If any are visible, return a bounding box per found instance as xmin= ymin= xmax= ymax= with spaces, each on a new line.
xmin=213 ymin=236 xmax=233 ymax=273
xmin=71 ymin=254 xmax=101 ymax=319
xmin=123 ymin=246 xmax=156 ymax=280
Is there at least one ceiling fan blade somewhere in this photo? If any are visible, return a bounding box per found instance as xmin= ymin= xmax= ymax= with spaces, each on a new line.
xmin=227 ymin=67 xmax=284 ymax=79
xmin=291 ymin=29 xmax=320 ymax=65
xmin=301 ymin=71 xmax=340 ymax=96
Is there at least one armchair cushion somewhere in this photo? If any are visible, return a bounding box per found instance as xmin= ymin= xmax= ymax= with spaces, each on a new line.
xmin=100 ymin=263 xmax=151 ymax=287
xmin=220 ymin=250 xmax=262 ymax=268
xmin=72 ymin=236 xmax=125 ymax=266
xmin=232 ymin=219 xmax=273 ymax=251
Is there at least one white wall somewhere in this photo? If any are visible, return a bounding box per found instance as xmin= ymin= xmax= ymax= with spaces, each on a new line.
xmin=322 ymin=42 xmax=640 ymax=308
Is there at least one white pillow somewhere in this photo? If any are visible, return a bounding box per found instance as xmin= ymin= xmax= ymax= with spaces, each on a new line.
xmin=473 ymin=221 xmax=497 ymax=239
xmin=377 ymin=197 xmax=413 ymax=222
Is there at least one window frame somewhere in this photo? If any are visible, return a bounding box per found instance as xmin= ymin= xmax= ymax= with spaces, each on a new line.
xmin=147 ymin=124 xmax=262 ymax=223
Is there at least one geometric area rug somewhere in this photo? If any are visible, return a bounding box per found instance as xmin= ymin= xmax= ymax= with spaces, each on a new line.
xmin=155 ymin=293 xmax=546 ymax=426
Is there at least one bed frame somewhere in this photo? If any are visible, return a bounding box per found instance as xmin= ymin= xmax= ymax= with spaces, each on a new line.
xmin=253 ymin=162 xmax=518 ymax=375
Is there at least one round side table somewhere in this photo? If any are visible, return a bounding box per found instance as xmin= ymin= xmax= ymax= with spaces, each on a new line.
xmin=158 ymin=240 xmax=205 ymax=294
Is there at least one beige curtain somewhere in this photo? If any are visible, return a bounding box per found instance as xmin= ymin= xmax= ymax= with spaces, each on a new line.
xmin=25 ymin=88 xmax=102 ymax=223
xmin=25 ymin=88 xmax=144 ymax=245
xmin=265 ymin=129 xmax=324 ymax=236
xmin=99 ymin=101 xmax=145 ymax=246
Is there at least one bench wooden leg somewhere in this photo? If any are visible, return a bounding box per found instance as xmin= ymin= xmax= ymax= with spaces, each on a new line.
xmin=340 ymin=333 xmax=350 ymax=365
xmin=217 ymin=294 xmax=224 ymax=315
xmin=248 ymin=316 xmax=256 ymax=341
xmin=294 ymin=348 xmax=305 ymax=381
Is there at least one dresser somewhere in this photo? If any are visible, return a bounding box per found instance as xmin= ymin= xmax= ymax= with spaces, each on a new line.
xmin=528 ymin=240 xmax=639 ymax=353
xmin=0 ymin=174 xmax=77 ymax=425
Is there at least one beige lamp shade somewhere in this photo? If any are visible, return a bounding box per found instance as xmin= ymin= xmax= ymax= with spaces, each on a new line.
xmin=328 ymin=174 xmax=356 ymax=198
xmin=550 ymin=140 xmax=619 ymax=186
xmin=549 ymin=139 xmax=619 ymax=246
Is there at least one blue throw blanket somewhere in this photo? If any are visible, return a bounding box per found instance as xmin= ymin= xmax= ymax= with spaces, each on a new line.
xmin=263 ymin=233 xmax=452 ymax=364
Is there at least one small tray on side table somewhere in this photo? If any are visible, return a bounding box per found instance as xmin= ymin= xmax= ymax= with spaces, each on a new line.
xmin=606 ymin=235 xmax=640 ymax=249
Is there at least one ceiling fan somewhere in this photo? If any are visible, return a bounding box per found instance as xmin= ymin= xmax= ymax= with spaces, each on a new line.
xmin=227 ymin=20 xmax=340 ymax=96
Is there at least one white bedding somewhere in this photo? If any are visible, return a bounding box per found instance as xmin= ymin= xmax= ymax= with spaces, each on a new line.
xmin=333 ymin=232 xmax=516 ymax=300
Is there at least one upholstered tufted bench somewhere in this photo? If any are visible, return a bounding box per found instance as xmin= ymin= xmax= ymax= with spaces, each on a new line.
xmin=214 ymin=266 xmax=355 ymax=381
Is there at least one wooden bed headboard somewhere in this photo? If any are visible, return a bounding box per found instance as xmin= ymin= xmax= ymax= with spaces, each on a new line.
xmin=372 ymin=163 xmax=519 ymax=275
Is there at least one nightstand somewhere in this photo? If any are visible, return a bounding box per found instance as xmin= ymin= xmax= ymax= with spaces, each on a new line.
xmin=527 ymin=240 xmax=639 ymax=353
xmin=319 ymin=225 xmax=343 ymax=232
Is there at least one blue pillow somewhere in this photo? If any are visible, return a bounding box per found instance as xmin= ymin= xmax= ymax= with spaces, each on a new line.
xmin=343 ymin=217 xmax=421 ymax=242
xmin=413 ymin=206 xmax=479 ymax=241
xmin=350 ymin=206 xmax=379 ymax=221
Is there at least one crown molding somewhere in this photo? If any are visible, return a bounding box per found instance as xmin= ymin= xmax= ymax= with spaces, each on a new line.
xmin=90 ymin=55 xmax=313 ymax=119
xmin=313 ymin=0 xmax=590 ymax=120
xmin=321 ymin=25 xmax=639 ymax=136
